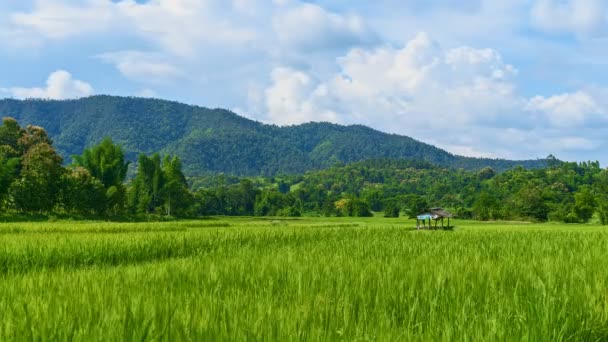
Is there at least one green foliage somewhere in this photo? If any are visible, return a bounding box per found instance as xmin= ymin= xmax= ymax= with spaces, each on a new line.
xmin=73 ymin=137 xmax=129 ymax=215
xmin=574 ymin=186 xmax=595 ymax=223
xmin=334 ymin=198 xmax=373 ymax=217
xmin=11 ymin=143 xmax=63 ymax=213
xmin=0 ymin=114 xmax=606 ymax=224
xmin=0 ymin=96 xmax=549 ymax=176
xmin=60 ymin=167 xmax=107 ymax=215
xmin=0 ymin=156 xmax=19 ymax=202
xmin=383 ymin=201 xmax=400 ymax=218
xmin=128 ymin=154 xmax=193 ymax=216
xmin=73 ymin=137 xmax=129 ymax=189
xmin=472 ymin=191 xmax=500 ymax=220
xmin=193 ymin=158 xmax=607 ymax=223
xmin=0 ymin=219 xmax=608 ymax=340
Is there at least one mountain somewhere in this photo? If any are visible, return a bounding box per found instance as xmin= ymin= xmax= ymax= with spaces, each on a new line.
xmin=0 ymin=95 xmax=548 ymax=176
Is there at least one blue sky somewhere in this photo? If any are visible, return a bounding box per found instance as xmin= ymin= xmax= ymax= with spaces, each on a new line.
xmin=1 ymin=0 xmax=608 ymax=164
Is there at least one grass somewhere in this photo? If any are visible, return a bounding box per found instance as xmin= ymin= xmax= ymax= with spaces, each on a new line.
xmin=0 ymin=217 xmax=607 ymax=340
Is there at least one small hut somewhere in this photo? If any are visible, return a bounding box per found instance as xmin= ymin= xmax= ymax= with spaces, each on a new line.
xmin=416 ymin=207 xmax=453 ymax=230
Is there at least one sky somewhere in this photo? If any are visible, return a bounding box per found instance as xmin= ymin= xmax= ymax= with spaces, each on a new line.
xmin=1 ymin=0 xmax=608 ymax=164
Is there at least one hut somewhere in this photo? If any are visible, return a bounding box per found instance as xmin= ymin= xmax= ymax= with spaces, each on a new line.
xmin=416 ymin=207 xmax=453 ymax=229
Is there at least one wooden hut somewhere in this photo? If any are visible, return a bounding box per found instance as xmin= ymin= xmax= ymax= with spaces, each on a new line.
xmin=416 ymin=207 xmax=453 ymax=229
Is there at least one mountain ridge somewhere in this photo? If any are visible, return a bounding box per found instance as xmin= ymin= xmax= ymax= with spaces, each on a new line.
xmin=0 ymin=95 xmax=549 ymax=176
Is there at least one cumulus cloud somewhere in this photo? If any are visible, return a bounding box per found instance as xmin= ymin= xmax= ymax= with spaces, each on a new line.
xmin=3 ymin=1 xmax=608 ymax=163
xmin=263 ymin=33 xmax=519 ymax=127
xmin=264 ymin=67 xmax=339 ymax=125
xmin=1 ymin=70 xmax=93 ymax=100
xmin=259 ymin=32 xmax=608 ymax=160
xmin=273 ymin=2 xmax=376 ymax=51
xmin=527 ymin=91 xmax=603 ymax=127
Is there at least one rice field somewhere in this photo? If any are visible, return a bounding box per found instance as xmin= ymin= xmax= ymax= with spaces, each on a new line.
xmin=0 ymin=217 xmax=607 ymax=340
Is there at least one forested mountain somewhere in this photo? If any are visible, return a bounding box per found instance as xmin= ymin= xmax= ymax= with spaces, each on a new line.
xmin=0 ymin=96 xmax=548 ymax=176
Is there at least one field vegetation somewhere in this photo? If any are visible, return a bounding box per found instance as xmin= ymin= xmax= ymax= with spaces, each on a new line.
xmin=1 ymin=217 xmax=607 ymax=340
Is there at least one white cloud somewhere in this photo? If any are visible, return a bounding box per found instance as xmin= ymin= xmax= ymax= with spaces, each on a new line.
xmin=97 ymin=51 xmax=184 ymax=84
xmin=531 ymin=0 xmax=608 ymax=36
xmin=264 ymin=67 xmax=339 ymax=125
xmin=2 ymin=1 xmax=608 ymax=163
xmin=9 ymin=0 xmax=261 ymax=57
xmin=11 ymin=0 xmax=119 ymax=39
xmin=273 ymin=2 xmax=376 ymax=51
xmin=2 ymin=70 xmax=93 ymax=100
xmin=118 ymin=0 xmax=260 ymax=58
xmin=527 ymin=91 xmax=602 ymax=127
xmin=263 ymin=33 xmax=519 ymax=127
xmin=259 ymin=32 xmax=608 ymax=160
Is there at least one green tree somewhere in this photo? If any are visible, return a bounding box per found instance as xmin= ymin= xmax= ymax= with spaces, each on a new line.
xmin=74 ymin=137 xmax=129 ymax=214
xmin=60 ymin=167 xmax=107 ymax=215
xmin=574 ymin=186 xmax=595 ymax=223
xmin=595 ymin=170 xmax=608 ymax=225
xmin=10 ymin=143 xmax=63 ymax=213
xmin=513 ymin=186 xmax=549 ymax=221
xmin=161 ymin=155 xmax=193 ymax=216
xmin=128 ymin=153 xmax=164 ymax=214
xmin=472 ymin=191 xmax=500 ymax=221
xmin=383 ymin=201 xmax=400 ymax=218
xmin=403 ymin=195 xmax=429 ymax=218
xmin=0 ymin=117 xmax=24 ymax=157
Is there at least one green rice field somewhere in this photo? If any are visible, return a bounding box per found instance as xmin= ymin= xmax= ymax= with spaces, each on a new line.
xmin=0 ymin=217 xmax=607 ymax=340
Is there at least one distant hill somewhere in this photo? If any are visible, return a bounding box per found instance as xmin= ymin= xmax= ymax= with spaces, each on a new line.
xmin=0 ymin=96 xmax=549 ymax=176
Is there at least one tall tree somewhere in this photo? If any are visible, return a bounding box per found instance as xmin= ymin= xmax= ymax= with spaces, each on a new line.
xmin=60 ymin=167 xmax=107 ymax=215
xmin=161 ymin=155 xmax=193 ymax=216
xmin=128 ymin=154 xmax=193 ymax=216
xmin=10 ymin=143 xmax=63 ymax=213
xmin=73 ymin=137 xmax=129 ymax=214
xmin=128 ymin=153 xmax=163 ymax=214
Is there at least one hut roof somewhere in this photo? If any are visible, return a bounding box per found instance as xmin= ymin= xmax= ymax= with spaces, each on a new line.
xmin=429 ymin=207 xmax=453 ymax=218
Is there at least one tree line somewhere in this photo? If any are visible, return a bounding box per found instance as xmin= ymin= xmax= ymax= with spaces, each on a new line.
xmin=0 ymin=118 xmax=192 ymax=218
xmin=1 ymin=117 xmax=607 ymax=223
xmin=193 ymin=158 xmax=608 ymax=224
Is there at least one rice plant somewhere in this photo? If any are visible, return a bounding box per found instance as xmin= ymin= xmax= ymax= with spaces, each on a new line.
xmin=0 ymin=218 xmax=606 ymax=340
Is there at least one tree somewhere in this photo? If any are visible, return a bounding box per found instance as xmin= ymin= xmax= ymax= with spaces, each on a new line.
xmin=0 ymin=117 xmax=24 ymax=157
xmin=383 ymin=201 xmax=400 ymax=218
xmin=73 ymin=137 xmax=129 ymax=214
xmin=334 ymin=198 xmax=373 ymax=217
xmin=472 ymin=191 xmax=500 ymax=221
xmin=513 ymin=185 xmax=549 ymax=221
xmin=18 ymin=125 xmax=53 ymax=153
xmin=161 ymin=155 xmax=193 ymax=216
xmin=574 ymin=186 xmax=595 ymax=223
xmin=128 ymin=153 xmax=164 ymax=214
xmin=128 ymin=154 xmax=193 ymax=216
xmin=277 ymin=180 xmax=290 ymax=194
xmin=477 ymin=167 xmax=496 ymax=181
xmin=60 ymin=167 xmax=107 ymax=215
xmin=10 ymin=143 xmax=63 ymax=213
xmin=361 ymin=189 xmax=383 ymax=211
xmin=595 ymin=170 xmax=608 ymax=225
xmin=403 ymin=195 xmax=429 ymax=218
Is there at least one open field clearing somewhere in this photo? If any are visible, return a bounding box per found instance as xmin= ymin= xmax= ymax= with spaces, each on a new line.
xmin=0 ymin=218 xmax=607 ymax=340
